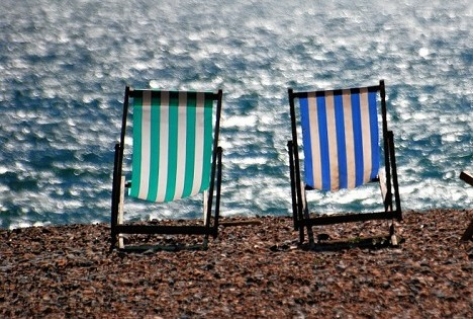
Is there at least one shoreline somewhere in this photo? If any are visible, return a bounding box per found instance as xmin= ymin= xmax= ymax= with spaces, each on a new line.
xmin=1 ymin=208 xmax=472 ymax=318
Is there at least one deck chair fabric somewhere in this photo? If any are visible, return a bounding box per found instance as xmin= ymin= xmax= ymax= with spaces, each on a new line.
xmin=129 ymin=91 xmax=214 ymax=202
xmin=299 ymin=87 xmax=380 ymax=191
xmin=111 ymin=87 xmax=223 ymax=250
xmin=287 ymin=80 xmax=402 ymax=246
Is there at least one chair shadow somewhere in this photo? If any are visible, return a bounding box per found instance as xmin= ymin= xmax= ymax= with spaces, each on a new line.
xmin=307 ymin=235 xmax=404 ymax=252
xmin=114 ymin=234 xmax=208 ymax=254
xmin=270 ymin=235 xmax=404 ymax=253
xmin=117 ymin=244 xmax=207 ymax=254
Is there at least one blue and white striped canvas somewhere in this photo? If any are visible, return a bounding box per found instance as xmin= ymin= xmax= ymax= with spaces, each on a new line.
xmin=299 ymin=87 xmax=380 ymax=191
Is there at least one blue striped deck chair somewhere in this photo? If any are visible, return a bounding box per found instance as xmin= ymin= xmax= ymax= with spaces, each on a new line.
xmin=287 ymin=80 xmax=402 ymax=247
xmin=111 ymin=87 xmax=223 ymax=250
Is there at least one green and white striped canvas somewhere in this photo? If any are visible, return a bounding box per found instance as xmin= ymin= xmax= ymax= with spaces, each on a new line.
xmin=129 ymin=90 xmax=214 ymax=202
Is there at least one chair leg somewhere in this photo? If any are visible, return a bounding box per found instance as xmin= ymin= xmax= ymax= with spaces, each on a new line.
xmin=110 ymin=143 xmax=122 ymax=251
xmin=287 ymin=141 xmax=299 ymax=231
xmin=110 ymin=197 xmax=118 ymax=251
xmin=388 ymin=131 xmax=402 ymax=220
xmin=110 ymin=206 xmax=116 ymax=251
xmin=213 ymin=146 xmax=223 ymax=238
xmin=301 ymin=189 xmax=315 ymax=247
xmin=203 ymin=190 xmax=210 ymax=249
xmin=389 ymin=222 xmax=398 ymax=246
xmin=117 ymin=176 xmax=126 ymax=249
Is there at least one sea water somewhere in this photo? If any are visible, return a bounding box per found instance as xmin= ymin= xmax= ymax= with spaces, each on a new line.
xmin=0 ymin=0 xmax=472 ymax=229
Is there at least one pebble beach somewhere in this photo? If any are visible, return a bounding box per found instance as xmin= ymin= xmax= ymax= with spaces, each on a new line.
xmin=1 ymin=208 xmax=472 ymax=318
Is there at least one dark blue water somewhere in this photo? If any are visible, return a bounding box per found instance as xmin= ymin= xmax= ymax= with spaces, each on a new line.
xmin=1 ymin=0 xmax=472 ymax=229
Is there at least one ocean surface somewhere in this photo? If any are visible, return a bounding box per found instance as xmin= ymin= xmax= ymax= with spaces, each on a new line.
xmin=0 ymin=0 xmax=472 ymax=229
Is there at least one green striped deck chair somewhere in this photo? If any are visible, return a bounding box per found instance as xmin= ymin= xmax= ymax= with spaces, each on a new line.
xmin=287 ymin=80 xmax=402 ymax=247
xmin=111 ymin=87 xmax=223 ymax=250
